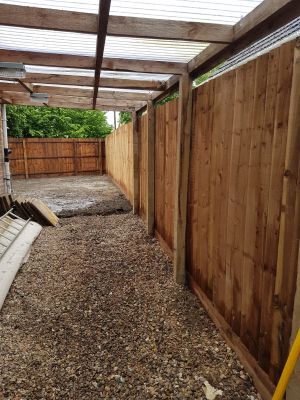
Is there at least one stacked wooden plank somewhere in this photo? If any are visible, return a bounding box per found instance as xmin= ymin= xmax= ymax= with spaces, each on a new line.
xmin=0 ymin=194 xmax=58 ymax=226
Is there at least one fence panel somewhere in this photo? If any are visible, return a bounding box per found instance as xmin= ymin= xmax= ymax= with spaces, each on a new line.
xmin=103 ymin=38 xmax=299 ymax=393
xmin=105 ymin=123 xmax=133 ymax=202
xmin=187 ymin=39 xmax=297 ymax=384
xmin=9 ymin=137 xmax=105 ymax=179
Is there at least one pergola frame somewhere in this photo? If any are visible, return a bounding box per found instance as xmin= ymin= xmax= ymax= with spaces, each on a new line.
xmin=0 ymin=0 xmax=298 ymax=112
xmin=0 ymin=2 xmax=299 ymax=399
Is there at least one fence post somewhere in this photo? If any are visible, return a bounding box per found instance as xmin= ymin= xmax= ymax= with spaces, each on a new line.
xmin=146 ymin=100 xmax=155 ymax=236
xmin=173 ymin=72 xmax=193 ymax=284
xmin=22 ymin=138 xmax=29 ymax=179
xmin=283 ymin=37 xmax=300 ymax=400
xmin=132 ymin=111 xmax=139 ymax=214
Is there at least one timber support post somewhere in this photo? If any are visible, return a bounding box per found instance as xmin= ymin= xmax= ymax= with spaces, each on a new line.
xmin=173 ymin=72 xmax=193 ymax=284
xmin=146 ymin=100 xmax=155 ymax=236
xmin=285 ymin=37 xmax=300 ymax=400
xmin=132 ymin=111 xmax=139 ymax=214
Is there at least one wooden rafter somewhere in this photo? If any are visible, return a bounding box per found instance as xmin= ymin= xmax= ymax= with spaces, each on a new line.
xmin=0 ymin=82 xmax=153 ymax=100
xmin=0 ymin=3 xmax=233 ymax=43
xmin=0 ymin=49 xmax=186 ymax=75
xmin=16 ymin=79 xmax=33 ymax=94
xmin=0 ymin=91 xmax=145 ymax=109
xmin=9 ymin=73 xmax=165 ymax=91
xmin=93 ymin=0 xmax=111 ymax=109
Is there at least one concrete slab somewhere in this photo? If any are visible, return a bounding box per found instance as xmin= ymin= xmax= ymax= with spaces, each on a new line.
xmin=12 ymin=175 xmax=132 ymax=217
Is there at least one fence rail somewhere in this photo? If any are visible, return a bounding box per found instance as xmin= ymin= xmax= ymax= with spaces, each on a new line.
xmin=8 ymin=137 xmax=105 ymax=179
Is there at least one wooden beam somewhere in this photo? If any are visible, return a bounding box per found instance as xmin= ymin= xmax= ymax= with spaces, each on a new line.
xmin=188 ymin=0 xmax=300 ymax=78
xmin=17 ymin=80 xmax=33 ymax=94
xmin=0 ymin=82 xmax=154 ymax=100
xmin=5 ymin=97 xmax=135 ymax=111
xmin=173 ymin=72 xmax=193 ymax=284
xmin=146 ymin=100 xmax=155 ymax=236
xmin=33 ymin=85 xmax=151 ymax=100
xmin=132 ymin=112 xmax=139 ymax=214
xmin=0 ymin=3 xmax=233 ymax=43
xmin=0 ymin=82 xmax=27 ymax=93
xmin=0 ymin=49 xmax=186 ymax=74
xmin=0 ymin=91 xmax=145 ymax=108
xmin=14 ymin=73 xmax=165 ymax=90
xmin=93 ymin=0 xmax=111 ymax=109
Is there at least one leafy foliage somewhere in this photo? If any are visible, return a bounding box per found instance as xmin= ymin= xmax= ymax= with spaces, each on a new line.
xmin=7 ymin=105 xmax=113 ymax=138
xmin=119 ymin=111 xmax=132 ymax=125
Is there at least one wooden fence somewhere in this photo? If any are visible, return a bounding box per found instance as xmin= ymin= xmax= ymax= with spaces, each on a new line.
xmin=8 ymin=137 xmax=105 ymax=179
xmin=105 ymin=39 xmax=300 ymax=398
xmin=105 ymin=122 xmax=133 ymax=202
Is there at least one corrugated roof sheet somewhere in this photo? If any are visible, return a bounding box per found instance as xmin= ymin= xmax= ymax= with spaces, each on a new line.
xmin=1 ymin=0 xmax=263 ymax=24
xmin=210 ymin=17 xmax=300 ymax=78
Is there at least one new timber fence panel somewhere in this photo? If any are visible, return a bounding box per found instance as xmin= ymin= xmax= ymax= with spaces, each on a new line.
xmin=105 ymin=122 xmax=133 ymax=203
xmin=102 ymin=38 xmax=299 ymax=398
xmin=187 ymin=38 xmax=298 ymax=392
xmin=9 ymin=137 xmax=105 ymax=179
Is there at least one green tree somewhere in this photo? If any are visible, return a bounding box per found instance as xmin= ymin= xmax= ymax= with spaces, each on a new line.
xmin=6 ymin=105 xmax=113 ymax=138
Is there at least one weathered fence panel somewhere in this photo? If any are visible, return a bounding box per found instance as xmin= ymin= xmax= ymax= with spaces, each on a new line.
xmin=104 ymin=38 xmax=299 ymax=397
xmin=105 ymin=122 xmax=133 ymax=202
xmin=9 ymin=137 xmax=105 ymax=179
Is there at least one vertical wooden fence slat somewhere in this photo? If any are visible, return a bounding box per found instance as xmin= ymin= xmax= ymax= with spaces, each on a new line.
xmin=22 ymin=138 xmax=29 ymax=179
xmin=73 ymin=141 xmax=78 ymax=175
xmin=98 ymin=139 xmax=103 ymax=174
xmin=174 ymin=72 xmax=193 ymax=284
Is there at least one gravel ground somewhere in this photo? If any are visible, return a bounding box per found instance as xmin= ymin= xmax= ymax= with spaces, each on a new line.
xmin=0 ymin=213 xmax=260 ymax=400
xmin=12 ymin=175 xmax=132 ymax=217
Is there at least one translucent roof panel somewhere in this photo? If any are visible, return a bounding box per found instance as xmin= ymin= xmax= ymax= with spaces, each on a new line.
xmin=0 ymin=25 xmax=208 ymax=63
xmin=104 ymin=37 xmax=208 ymax=62
xmin=0 ymin=26 xmax=96 ymax=56
xmin=3 ymin=0 xmax=264 ymax=24
xmin=110 ymin=0 xmax=264 ymax=24
xmin=25 ymin=66 xmax=172 ymax=82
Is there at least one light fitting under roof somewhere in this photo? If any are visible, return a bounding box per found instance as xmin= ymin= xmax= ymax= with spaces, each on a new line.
xmin=0 ymin=62 xmax=26 ymax=78
xmin=30 ymin=92 xmax=49 ymax=103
